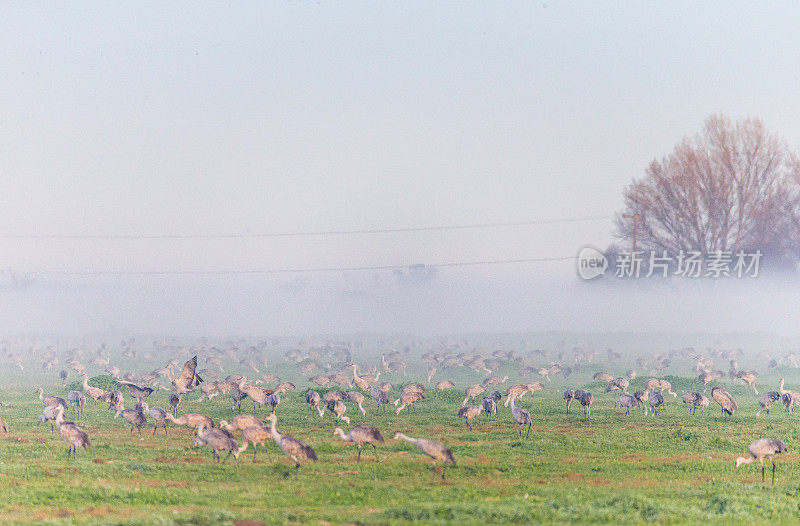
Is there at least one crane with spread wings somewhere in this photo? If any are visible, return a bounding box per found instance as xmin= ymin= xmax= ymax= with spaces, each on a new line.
xmin=168 ymin=356 xmax=204 ymax=395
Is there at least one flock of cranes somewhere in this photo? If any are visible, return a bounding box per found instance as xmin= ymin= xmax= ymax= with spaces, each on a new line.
xmin=3 ymin=339 xmax=799 ymax=485
xmin=20 ymin=354 xmax=458 ymax=479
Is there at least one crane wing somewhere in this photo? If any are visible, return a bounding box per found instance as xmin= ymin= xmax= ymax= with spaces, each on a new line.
xmin=176 ymin=356 xmax=203 ymax=389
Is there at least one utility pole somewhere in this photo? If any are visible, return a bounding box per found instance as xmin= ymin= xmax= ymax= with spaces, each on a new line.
xmin=623 ymin=213 xmax=640 ymax=253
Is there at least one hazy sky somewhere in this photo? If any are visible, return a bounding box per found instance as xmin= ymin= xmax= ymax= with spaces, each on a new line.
xmin=2 ymin=3 xmax=799 ymax=336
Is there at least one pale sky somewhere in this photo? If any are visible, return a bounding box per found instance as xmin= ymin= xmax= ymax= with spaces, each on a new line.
xmin=1 ymin=3 xmax=799 ymax=335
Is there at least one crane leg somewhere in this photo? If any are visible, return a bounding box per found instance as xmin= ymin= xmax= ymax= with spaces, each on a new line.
xmin=357 ymin=446 xmax=362 ymax=463
xmin=526 ymin=424 xmax=531 ymax=439
xmin=772 ymin=461 xmax=775 ymax=484
xmin=373 ymin=444 xmax=379 ymax=462
xmin=762 ymin=464 xmax=765 ymax=483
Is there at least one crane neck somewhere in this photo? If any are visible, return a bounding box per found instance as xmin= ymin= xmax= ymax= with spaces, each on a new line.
xmin=267 ymin=417 xmax=280 ymax=442
xmin=54 ymin=406 xmax=65 ymax=427
xmin=395 ymin=433 xmax=413 ymax=443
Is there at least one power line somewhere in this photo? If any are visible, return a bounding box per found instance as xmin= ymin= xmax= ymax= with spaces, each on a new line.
xmin=0 ymin=215 xmax=610 ymax=240
xmin=23 ymin=256 xmax=576 ymax=276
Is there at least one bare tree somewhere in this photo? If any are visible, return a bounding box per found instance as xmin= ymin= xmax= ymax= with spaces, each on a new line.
xmin=615 ymin=115 xmax=800 ymax=264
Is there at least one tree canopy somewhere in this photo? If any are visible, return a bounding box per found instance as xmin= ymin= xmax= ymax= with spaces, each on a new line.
xmin=615 ymin=115 xmax=800 ymax=267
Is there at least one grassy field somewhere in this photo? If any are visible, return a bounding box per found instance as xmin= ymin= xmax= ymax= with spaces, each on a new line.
xmin=1 ymin=357 xmax=800 ymax=525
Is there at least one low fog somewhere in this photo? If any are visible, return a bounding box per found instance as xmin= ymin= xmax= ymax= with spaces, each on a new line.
xmin=2 ymin=264 xmax=799 ymax=341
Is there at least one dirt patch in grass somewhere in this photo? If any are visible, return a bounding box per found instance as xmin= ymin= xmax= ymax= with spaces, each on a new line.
xmin=562 ymin=472 xmax=585 ymax=481
xmin=652 ymin=453 xmax=704 ymax=463
xmin=33 ymin=508 xmax=75 ymax=520
xmin=622 ymin=453 xmax=646 ymax=462
xmin=83 ymin=506 xmax=117 ymax=517
xmin=143 ymin=479 xmax=189 ymax=488
xmin=616 ymin=476 xmax=660 ymax=488
xmin=589 ymin=477 xmax=611 ymax=486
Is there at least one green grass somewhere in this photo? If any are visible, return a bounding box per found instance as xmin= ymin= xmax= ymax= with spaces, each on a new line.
xmin=2 ymin=357 xmax=800 ymax=525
